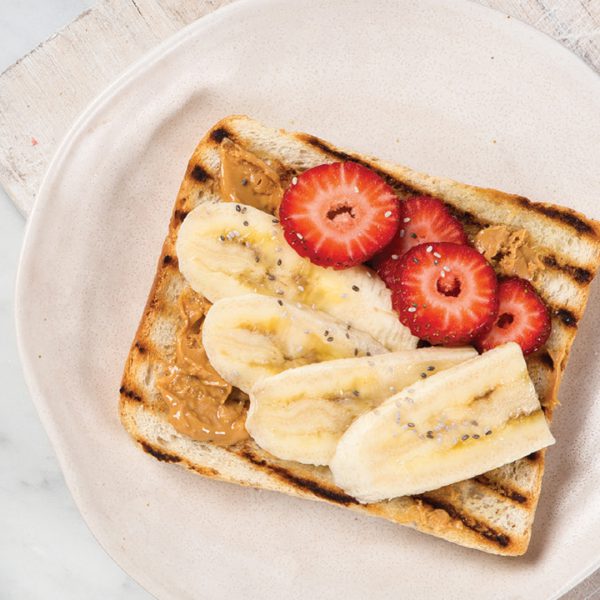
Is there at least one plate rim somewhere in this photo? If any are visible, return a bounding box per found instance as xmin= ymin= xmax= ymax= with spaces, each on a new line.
xmin=14 ymin=0 xmax=600 ymax=598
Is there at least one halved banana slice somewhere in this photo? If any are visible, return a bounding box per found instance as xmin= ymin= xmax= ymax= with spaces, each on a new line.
xmin=247 ymin=347 xmax=477 ymax=466
xmin=202 ymin=294 xmax=386 ymax=394
xmin=330 ymin=343 xmax=555 ymax=503
xmin=176 ymin=202 xmax=416 ymax=351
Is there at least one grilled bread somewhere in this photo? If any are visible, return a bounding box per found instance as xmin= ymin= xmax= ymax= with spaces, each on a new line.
xmin=120 ymin=115 xmax=600 ymax=555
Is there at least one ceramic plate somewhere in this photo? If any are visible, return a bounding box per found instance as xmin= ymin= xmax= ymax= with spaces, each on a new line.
xmin=16 ymin=1 xmax=600 ymax=598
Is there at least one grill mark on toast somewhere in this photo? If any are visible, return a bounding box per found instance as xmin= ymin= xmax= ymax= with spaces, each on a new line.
xmin=526 ymin=351 xmax=555 ymax=377
xmin=414 ymin=495 xmax=510 ymax=548
xmin=299 ymin=134 xmax=421 ymax=195
xmin=174 ymin=209 xmax=189 ymax=225
xmin=162 ymin=254 xmax=178 ymax=268
xmin=134 ymin=341 xmax=146 ymax=354
xmin=239 ymin=449 xmax=359 ymax=505
xmin=270 ymin=466 xmax=359 ymax=505
xmin=554 ymin=308 xmax=577 ymax=327
xmin=515 ymin=196 xmax=594 ymax=234
xmin=139 ymin=440 xmax=181 ymax=463
xmin=210 ymin=127 xmax=231 ymax=144
xmin=120 ymin=385 xmax=142 ymax=402
xmin=445 ymin=205 xmax=488 ymax=229
xmin=537 ymin=350 xmax=555 ymax=370
xmin=542 ymin=255 xmax=592 ymax=284
xmin=191 ymin=165 xmax=210 ymax=182
xmin=474 ymin=475 xmax=528 ymax=505
xmin=188 ymin=463 xmax=220 ymax=477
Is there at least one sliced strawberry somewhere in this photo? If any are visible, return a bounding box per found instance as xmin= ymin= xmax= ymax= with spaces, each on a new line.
xmin=474 ymin=277 xmax=551 ymax=355
xmin=371 ymin=196 xmax=467 ymax=284
xmin=391 ymin=242 xmax=498 ymax=344
xmin=279 ymin=162 xmax=400 ymax=269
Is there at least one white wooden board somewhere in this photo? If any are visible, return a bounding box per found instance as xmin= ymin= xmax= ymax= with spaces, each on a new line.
xmin=0 ymin=0 xmax=233 ymax=216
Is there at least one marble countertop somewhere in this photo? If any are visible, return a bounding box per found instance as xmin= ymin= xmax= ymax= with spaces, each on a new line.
xmin=0 ymin=2 xmax=149 ymax=598
xmin=0 ymin=1 xmax=598 ymax=598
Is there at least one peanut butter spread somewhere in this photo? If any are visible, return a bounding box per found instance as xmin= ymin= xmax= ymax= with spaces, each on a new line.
xmin=156 ymin=288 xmax=249 ymax=446
xmin=544 ymin=344 xmax=568 ymax=409
xmin=219 ymin=138 xmax=283 ymax=213
xmin=474 ymin=225 xmax=545 ymax=280
xmin=399 ymin=499 xmax=460 ymax=530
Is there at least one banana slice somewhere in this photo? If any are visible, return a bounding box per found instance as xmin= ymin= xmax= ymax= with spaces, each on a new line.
xmin=247 ymin=347 xmax=477 ymax=466
xmin=202 ymin=294 xmax=386 ymax=394
xmin=330 ymin=343 xmax=555 ymax=503
xmin=176 ymin=202 xmax=416 ymax=351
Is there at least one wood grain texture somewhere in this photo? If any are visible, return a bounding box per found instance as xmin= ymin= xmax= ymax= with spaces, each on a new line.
xmin=478 ymin=0 xmax=600 ymax=68
xmin=0 ymin=0 xmax=233 ymax=216
xmin=0 ymin=0 xmax=599 ymax=596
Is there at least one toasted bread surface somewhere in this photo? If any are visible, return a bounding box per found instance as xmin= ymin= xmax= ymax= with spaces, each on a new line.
xmin=120 ymin=116 xmax=600 ymax=556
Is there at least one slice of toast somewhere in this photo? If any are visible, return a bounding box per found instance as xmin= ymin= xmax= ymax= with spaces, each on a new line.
xmin=120 ymin=115 xmax=600 ymax=556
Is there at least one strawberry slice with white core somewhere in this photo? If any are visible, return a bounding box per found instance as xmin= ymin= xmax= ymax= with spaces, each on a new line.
xmin=279 ymin=162 xmax=400 ymax=269
xmin=371 ymin=196 xmax=467 ymax=284
xmin=391 ymin=242 xmax=498 ymax=345
xmin=475 ymin=277 xmax=551 ymax=355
